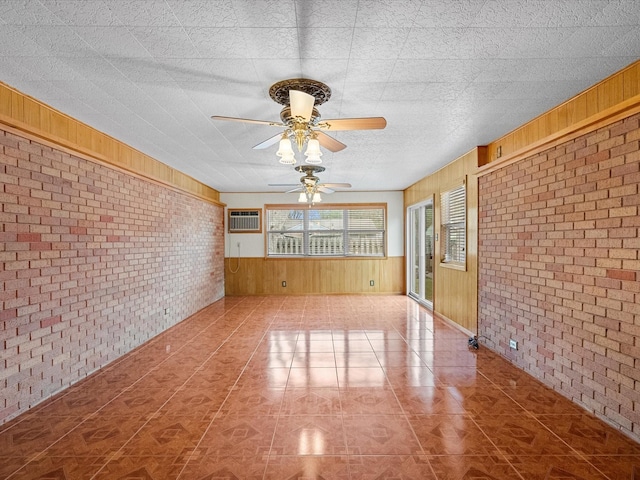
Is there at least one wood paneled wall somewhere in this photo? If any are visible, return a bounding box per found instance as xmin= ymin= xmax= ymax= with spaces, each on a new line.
xmin=0 ymin=82 xmax=220 ymax=204
xmin=483 ymin=60 xmax=640 ymax=169
xmin=404 ymin=148 xmax=485 ymax=334
xmin=225 ymin=257 xmax=404 ymax=295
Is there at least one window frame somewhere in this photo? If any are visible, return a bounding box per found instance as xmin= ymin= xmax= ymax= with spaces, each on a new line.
xmin=265 ymin=203 xmax=387 ymax=258
xmin=440 ymin=180 xmax=467 ymax=271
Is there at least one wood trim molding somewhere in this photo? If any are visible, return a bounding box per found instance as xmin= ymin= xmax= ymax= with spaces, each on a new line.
xmin=477 ymin=94 xmax=640 ymax=177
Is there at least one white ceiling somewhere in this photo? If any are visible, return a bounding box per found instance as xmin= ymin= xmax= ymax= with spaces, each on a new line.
xmin=1 ymin=0 xmax=639 ymax=192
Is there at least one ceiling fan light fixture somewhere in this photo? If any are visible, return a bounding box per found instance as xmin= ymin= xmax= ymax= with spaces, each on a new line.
xmin=312 ymin=192 xmax=322 ymax=203
xmin=277 ymin=135 xmax=296 ymax=164
xmin=278 ymin=152 xmax=296 ymax=165
xmin=276 ymin=136 xmax=293 ymax=157
xmin=298 ymin=192 xmax=307 ymax=203
xmin=304 ymin=138 xmax=323 ymax=164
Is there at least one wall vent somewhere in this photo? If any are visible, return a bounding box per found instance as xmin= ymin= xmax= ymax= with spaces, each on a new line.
xmin=228 ymin=209 xmax=262 ymax=233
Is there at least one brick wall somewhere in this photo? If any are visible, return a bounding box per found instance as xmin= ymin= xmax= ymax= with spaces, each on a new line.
xmin=1 ymin=128 xmax=225 ymax=423
xmin=478 ymin=112 xmax=640 ymax=441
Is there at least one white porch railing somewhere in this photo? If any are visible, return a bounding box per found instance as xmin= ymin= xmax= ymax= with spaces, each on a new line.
xmin=269 ymin=234 xmax=383 ymax=256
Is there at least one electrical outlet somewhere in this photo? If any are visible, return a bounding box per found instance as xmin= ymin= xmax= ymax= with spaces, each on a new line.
xmin=369 ymin=280 xmax=375 ymax=286
xmin=164 ymin=308 xmax=169 ymax=315
xmin=509 ymin=339 xmax=518 ymax=350
xmin=281 ymin=281 xmax=286 ymax=287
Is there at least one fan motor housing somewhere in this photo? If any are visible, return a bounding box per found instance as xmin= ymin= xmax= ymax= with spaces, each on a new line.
xmin=280 ymin=106 xmax=321 ymax=125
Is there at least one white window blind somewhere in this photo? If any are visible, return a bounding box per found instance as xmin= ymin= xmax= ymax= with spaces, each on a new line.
xmin=440 ymin=183 xmax=466 ymax=266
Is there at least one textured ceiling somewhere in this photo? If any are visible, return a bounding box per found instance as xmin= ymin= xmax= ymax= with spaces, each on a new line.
xmin=1 ymin=0 xmax=639 ymax=192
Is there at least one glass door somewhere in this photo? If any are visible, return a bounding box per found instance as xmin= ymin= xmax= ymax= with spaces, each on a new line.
xmin=407 ymin=198 xmax=434 ymax=308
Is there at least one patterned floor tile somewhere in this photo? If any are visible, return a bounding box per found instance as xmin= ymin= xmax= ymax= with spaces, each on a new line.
xmin=383 ymin=365 xmax=437 ymax=388
xmin=178 ymin=453 xmax=267 ymax=479
xmin=409 ymin=414 xmax=501 ymax=455
xmin=1 ymin=295 xmax=638 ymax=479
xmin=474 ymin=414 xmax=575 ymax=456
xmin=375 ymin=350 xmax=425 ymax=368
xmin=537 ymin=414 xmax=640 ymax=455
xmin=505 ymin=454 xmax=611 ymax=479
xmin=340 ymin=387 xmax=403 ymax=415
xmin=502 ymin=385 xmax=587 ymax=415
xmin=271 ymin=415 xmax=347 ymax=456
xmin=426 ymin=454 xmax=523 ymax=480
xmin=585 ymin=454 xmax=640 ymax=479
xmin=264 ymin=455 xmax=350 ymax=479
xmin=348 ymin=455 xmax=437 ymax=479
xmin=280 ymin=388 xmax=342 ymax=415
xmin=337 ymin=366 xmax=388 ymax=388
xmin=343 ymin=414 xmax=422 ymax=455
xmin=0 ymin=415 xmax=84 ymax=457
xmin=289 ymin=367 xmax=339 ymax=388
xmin=121 ymin=414 xmax=211 ymax=456
xmin=90 ymin=454 xmax=187 ymax=480
xmin=219 ymin=386 xmax=285 ymax=417
xmin=197 ymin=415 xmax=277 ymax=458
xmin=449 ymin=386 xmax=527 ymax=415
xmin=394 ymin=386 xmax=466 ymax=415
xmin=5 ymin=455 xmax=106 ymax=479
xmin=430 ymin=366 xmax=493 ymax=387
xmin=44 ymin=413 xmax=146 ymax=457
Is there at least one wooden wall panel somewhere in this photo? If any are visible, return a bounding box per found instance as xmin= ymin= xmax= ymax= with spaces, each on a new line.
xmin=404 ymin=147 xmax=484 ymax=334
xmin=225 ymin=257 xmax=404 ymax=296
xmin=0 ymin=81 xmax=220 ymax=205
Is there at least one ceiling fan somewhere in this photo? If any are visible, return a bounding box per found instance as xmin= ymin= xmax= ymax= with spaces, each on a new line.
xmin=269 ymin=165 xmax=351 ymax=203
xmin=211 ymin=78 xmax=386 ymax=164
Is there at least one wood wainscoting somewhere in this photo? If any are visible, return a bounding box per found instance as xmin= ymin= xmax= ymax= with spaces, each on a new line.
xmin=224 ymin=256 xmax=404 ymax=295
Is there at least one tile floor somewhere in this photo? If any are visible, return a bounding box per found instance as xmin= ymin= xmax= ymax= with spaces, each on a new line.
xmin=1 ymin=295 xmax=639 ymax=479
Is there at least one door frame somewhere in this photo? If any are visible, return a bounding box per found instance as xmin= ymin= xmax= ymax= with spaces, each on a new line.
xmin=406 ymin=197 xmax=434 ymax=309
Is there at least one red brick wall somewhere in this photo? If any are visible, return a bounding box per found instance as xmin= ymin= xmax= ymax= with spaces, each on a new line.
xmin=1 ymin=128 xmax=225 ymax=423
xmin=478 ymin=112 xmax=640 ymax=442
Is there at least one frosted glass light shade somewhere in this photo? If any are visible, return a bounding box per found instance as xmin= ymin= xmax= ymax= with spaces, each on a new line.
xmin=278 ymin=152 xmax=296 ymax=164
xmin=276 ymin=137 xmax=294 ymax=157
xmin=304 ymin=138 xmax=322 ymax=164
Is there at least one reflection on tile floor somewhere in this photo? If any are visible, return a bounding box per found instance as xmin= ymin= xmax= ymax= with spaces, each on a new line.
xmin=1 ymin=295 xmax=639 ymax=479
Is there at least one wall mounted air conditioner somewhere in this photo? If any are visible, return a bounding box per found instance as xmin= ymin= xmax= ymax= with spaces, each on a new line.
xmin=228 ymin=209 xmax=262 ymax=233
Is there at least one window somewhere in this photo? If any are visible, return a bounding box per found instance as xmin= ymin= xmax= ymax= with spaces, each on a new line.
xmin=266 ymin=204 xmax=386 ymax=257
xmin=440 ymin=182 xmax=466 ymax=268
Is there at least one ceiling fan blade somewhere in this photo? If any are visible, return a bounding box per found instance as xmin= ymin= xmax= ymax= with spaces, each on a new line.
xmin=289 ymin=90 xmax=315 ymax=122
xmin=323 ymin=183 xmax=352 ymax=188
xmin=318 ymin=186 xmax=334 ymax=194
xmin=316 ymin=131 xmax=346 ymax=152
xmin=268 ymin=183 xmax=299 ymax=187
xmin=285 ymin=187 xmax=303 ymax=193
xmin=253 ymin=133 xmax=282 ymax=149
xmin=318 ymin=117 xmax=387 ymax=131
xmin=211 ymin=115 xmax=285 ymax=127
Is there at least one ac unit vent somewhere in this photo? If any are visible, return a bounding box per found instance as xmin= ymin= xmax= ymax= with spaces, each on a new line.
xmin=228 ymin=209 xmax=261 ymax=233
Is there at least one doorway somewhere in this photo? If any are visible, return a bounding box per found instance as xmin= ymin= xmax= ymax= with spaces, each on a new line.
xmin=407 ymin=198 xmax=434 ymax=308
